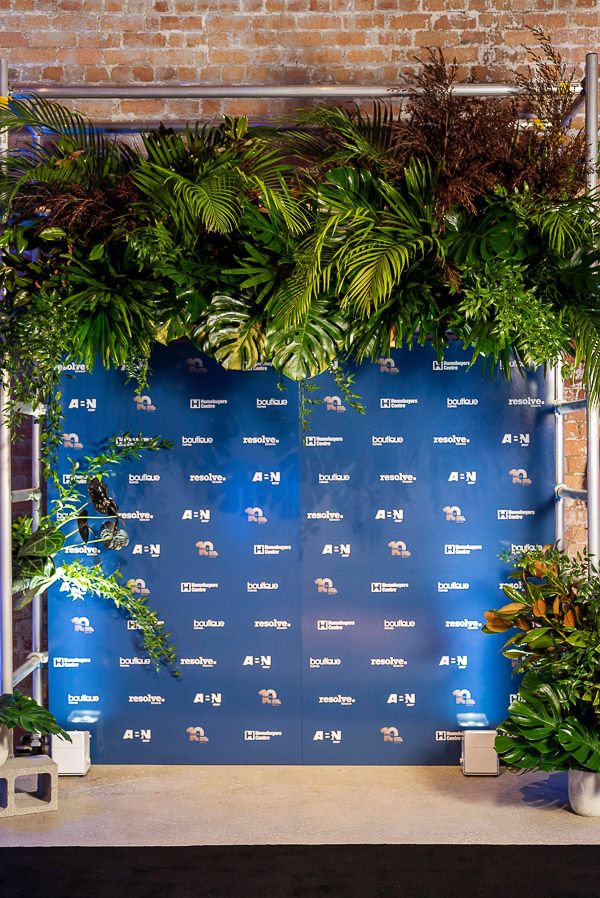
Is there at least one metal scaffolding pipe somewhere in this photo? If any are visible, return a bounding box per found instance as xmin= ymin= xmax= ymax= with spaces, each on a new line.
xmin=11 ymin=488 xmax=41 ymax=504
xmin=12 ymin=652 xmax=47 ymax=690
xmin=585 ymin=53 xmax=599 ymax=564
xmin=556 ymin=485 xmax=588 ymax=502
xmin=12 ymin=82 xmax=542 ymax=101
xmin=554 ymin=399 xmax=588 ymax=415
xmin=29 ymin=128 xmax=44 ymax=707
xmin=0 ymin=386 xmax=12 ymax=702
xmin=0 ymin=57 xmax=13 ymax=723
xmin=31 ymin=411 xmax=43 ymax=705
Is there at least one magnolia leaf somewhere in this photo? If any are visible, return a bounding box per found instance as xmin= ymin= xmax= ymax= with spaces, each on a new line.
xmin=501 ymin=585 xmax=526 ymax=604
xmin=498 ymin=602 xmax=525 ymax=614
xmin=563 ymin=609 xmax=576 ymax=628
xmin=482 ymin=619 xmax=513 ymax=634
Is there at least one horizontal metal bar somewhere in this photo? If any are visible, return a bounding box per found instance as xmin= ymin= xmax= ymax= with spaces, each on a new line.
xmin=12 ymin=652 xmax=48 ymax=688
xmin=11 ymin=82 xmax=583 ymax=101
xmin=555 ymin=399 xmax=588 ymax=414
xmin=556 ymin=484 xmax=588 ymax=501
xmin=11 ymin=488 xmax=41 ymax=503
xmin=13 ymin=402 xmax=46 ymax=417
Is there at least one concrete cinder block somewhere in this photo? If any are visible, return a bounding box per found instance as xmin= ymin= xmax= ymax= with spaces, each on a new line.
xmin=0 ymin=755 xmax=58 ymax=817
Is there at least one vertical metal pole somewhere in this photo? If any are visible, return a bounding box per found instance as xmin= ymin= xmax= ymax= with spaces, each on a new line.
xmin=29 ymin=129 xmax=44 ymax=708
xmin=585 ymin=53 xmax=600 ymax=565
xmin=31 ymin=413 xmax=43 ymax=706
xmin=0 ymin=390 xmax=13 ymax=704
xmin=554 ymin=366 xmax=565 ymax=550
xmin=0 ymin=58 xmax=14 ymax=721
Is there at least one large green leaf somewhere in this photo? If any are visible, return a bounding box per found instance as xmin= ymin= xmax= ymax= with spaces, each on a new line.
xmin=196 ymin=294 xmax=266 ymax=371
xmin=266 ymin=300 xmax=347 ymax=380
xmin=0 ymin=690 xmax=71 ymax=739
xmin=17 ymin=527 xmax=65 ymax=559
xmin=494 ymin=675 xmax=582 ymax=772
xmin=558 ymin=718 xmax=600 ymax=771
xmin=14 ymin=571 xmax=60 ymax=611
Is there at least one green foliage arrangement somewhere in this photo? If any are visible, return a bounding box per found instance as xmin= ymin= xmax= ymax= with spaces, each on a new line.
xmin=11 ymin=435 xmax=178 ymax=673
xmin=0 ymin=33 xmax=598 ymax=454
xmin=483 ymin=546 xmax=600 ymax=772
xmin=0 ymin=690 xmax=71 ymax=739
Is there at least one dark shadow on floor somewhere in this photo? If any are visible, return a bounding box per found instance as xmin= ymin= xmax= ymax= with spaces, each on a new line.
xmin=519 ymin=773 xmax=570 ymax=812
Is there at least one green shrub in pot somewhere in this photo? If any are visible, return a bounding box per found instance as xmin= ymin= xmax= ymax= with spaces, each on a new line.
xmin=483 ymin=546 xmax=600 ymax=790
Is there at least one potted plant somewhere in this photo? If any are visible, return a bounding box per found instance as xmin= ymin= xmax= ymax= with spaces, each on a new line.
xmin=0 ymin=691 xmax=71 ymax=766
xmin=483 ymin=545 xmax=600 ymax=815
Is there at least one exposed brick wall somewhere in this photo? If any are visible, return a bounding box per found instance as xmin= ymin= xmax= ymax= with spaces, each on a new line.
xmin=1 ymin=0 xmax=598 ymax=121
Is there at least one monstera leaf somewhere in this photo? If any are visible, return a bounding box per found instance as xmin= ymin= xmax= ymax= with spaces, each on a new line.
xmin=195 ymin=294 xmax=266 ymax=370
xmin=0 ymin=690 xmax=71 ymax=739
xmin=87 ymin=477 xmax=119 ymax=516
xmin=266 ymin=301 xmax=347 ymax=380
xmin=495 ymin=675 xmax=576 ymax=772
xmin=558 ymin=718 xmax=600 ymax=772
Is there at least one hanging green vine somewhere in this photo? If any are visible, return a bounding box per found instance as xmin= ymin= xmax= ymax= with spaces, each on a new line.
xmin=11 ymin=435 xmax=178 ymax=673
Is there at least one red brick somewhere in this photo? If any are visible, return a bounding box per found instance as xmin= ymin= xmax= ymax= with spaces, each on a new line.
xmin=294 ymin=14 xmax=343 ymax=29
xmin=413 ymin=29 xmax=461 ymax=47
xmin=2 ymin=32 xmax=28 ymax=47
xmin=132 ymin=66 xmax=154 ymax=82
xmin=565 ymin=437 xmax=587 ymax=457
xmin=120 ymin=99 xmax=167 ymax=116
xmin=122 ymin=32 xmax=167 ymax=47
xmin=42 ymin=66 xmax=65 ymax=80
xmin=84 ymin=65 xmax=110 ymax=81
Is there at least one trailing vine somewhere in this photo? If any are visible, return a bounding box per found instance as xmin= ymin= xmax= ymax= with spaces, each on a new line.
xmin=11 ymin=435 xmax=178 ymax=672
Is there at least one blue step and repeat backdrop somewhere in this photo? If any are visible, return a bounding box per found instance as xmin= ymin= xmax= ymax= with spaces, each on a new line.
xmin=48 ymin=341 xmax=554 ymax=764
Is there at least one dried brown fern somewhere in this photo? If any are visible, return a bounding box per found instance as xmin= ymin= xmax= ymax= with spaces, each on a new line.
xmin=390 ymin=32 xmax=586 ymax=216
xmin=14 ymin=177 xmax=141 ymax=240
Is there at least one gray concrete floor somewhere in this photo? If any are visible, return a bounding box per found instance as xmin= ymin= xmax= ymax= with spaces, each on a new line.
xmin=0 ymin=765 xmax=599 ymax=845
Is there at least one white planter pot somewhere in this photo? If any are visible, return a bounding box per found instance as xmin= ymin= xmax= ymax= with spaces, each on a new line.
xmin=0 ymin=725 xmax=10 ymax=767
xmin=568 ymin=769 xmax=600 ymax=816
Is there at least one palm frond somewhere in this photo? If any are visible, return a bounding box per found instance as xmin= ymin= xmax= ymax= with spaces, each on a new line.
xmin=292 ymin=102 xmax=404 ymax=168
xmin=569 ymin=307 xmax=600 ymax=405
xmin=0 ymin=95 xmax=137 ymax=181
xmin=133 ymin=161 xmax=241 ymax=238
